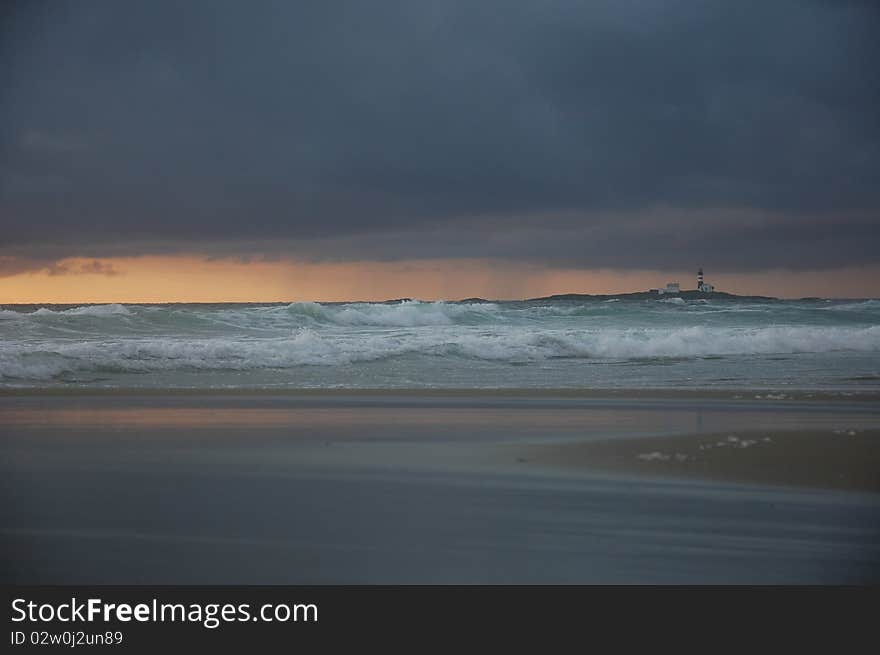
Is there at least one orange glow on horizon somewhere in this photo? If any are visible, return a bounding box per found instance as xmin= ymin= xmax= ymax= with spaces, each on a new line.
xmin=0 ymin=256 xmax=877 ymax=304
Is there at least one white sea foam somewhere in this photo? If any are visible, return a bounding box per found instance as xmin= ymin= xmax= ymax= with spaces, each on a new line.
xmin=637 ymin=452 xmax=669 ymax=461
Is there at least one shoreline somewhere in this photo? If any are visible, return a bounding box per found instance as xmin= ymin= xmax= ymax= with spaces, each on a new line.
xmin=514 ymin=428 xmax=880 ymax=494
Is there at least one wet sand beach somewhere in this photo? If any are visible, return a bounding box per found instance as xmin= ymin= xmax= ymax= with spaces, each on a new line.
xmin=2 ymin=390 xmax=879 ymax=583
xmin=518 ymin=429 xmax=880 ymax=493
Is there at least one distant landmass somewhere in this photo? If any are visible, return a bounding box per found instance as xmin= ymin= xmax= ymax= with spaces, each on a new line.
xmin=454 ymin=290 xmax=779 ymax=303
xmin=529 ymin=290 xmax=778 ymax=302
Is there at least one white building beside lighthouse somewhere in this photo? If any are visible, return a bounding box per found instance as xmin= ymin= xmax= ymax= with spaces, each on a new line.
xmin=651 ymin=282 xmax=681 ymax=295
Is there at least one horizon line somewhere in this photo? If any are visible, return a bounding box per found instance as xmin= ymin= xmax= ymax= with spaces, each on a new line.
xmin=3 ymin=292 xmax=879 ymax=305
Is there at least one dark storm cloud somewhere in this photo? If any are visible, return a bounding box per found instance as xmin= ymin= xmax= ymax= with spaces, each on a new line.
xmin=1 ymin=0 xmax=878 ymax=273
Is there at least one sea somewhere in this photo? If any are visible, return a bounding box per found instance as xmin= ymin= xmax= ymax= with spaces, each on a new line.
xmin=1 ymin=298 xmax=879 ymax=390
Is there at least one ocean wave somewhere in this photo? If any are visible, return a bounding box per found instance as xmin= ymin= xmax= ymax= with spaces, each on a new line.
xmin=4 ymin=298 xmax=877 ymax=334
xmin=820 ymin=299 xmax=880 ymax=312
xmin=2 ymin=325 xmax=878 ymax=381
xmin=282 ymin=300 xmax=501 ymax=326
xmin=8 ymin=303 xmax=134 ymax=318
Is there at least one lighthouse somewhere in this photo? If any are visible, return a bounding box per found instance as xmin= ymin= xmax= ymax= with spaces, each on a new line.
xmin=697 ymin=268 xmax=714 ymax=293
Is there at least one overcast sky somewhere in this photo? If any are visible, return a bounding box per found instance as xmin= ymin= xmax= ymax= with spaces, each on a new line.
xmin=1 ymin=0 xmax=878 ymax=281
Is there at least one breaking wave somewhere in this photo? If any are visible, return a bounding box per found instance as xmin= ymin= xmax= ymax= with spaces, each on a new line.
xmin=23 ymin=304 xmax=133 ymax=318
xmin=1 ymin=324 xmax=878 ymax=382
xmin=280 ymin=300 xmax=500 ymax=326
xmin=2 ymin=299 xmax=878 ymax=386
